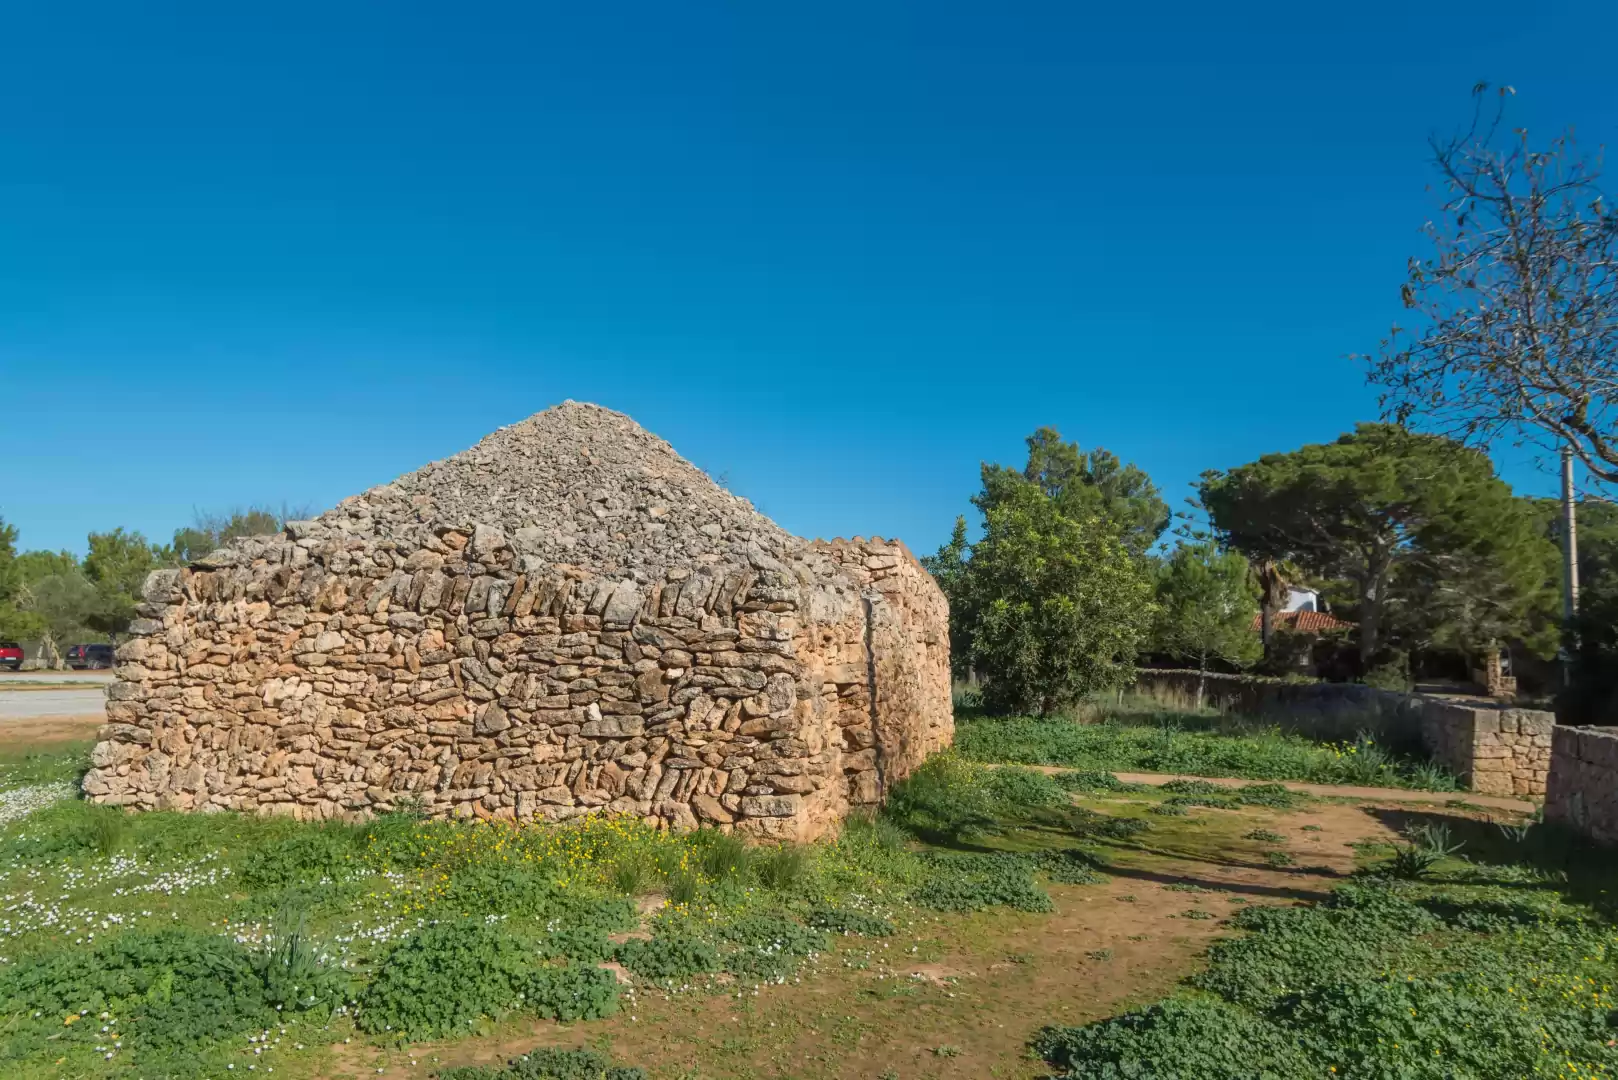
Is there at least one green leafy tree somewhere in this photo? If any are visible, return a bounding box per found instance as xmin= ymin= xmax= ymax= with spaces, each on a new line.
xmin=14 ymin=549 xmax=81 ymax=584
xmin=0 ymin=517 xmax=19 ymax=604
xmin=1201 ymin=424 xmax=1558 ymax=669
xmin=1152 ymin=544 xmax=1262 ymax=706
xmin=82 ymin=528 xmax=171 ymax=638
xmin=0 ymin=516 xmax=44 ymax=640
xmin=965 ymin=483 xmax=1155 ymax=715
xmin=19 ymin=571 xmax=101 ymax=654
xmin=919 ymin=515 xmax=974 ymax=680
xmin=172 ymin=507 xmax=289 ymax=564
xmin=927 ymin=429 xmax=1167 ymax=689
xmin=976 ymin=427 xmax=1169 ymax=556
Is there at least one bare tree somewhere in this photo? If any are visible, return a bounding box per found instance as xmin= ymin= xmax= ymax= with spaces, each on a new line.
xmin=1364 ymin=84 xmax=1618 ymax=481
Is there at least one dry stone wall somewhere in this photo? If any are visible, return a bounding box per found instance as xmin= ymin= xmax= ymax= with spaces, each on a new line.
xmin=811 ymin=537 xmax=953 ymax=802
xmin=83 ymin=404 xmax=953 ymax=841
xmin=1418 ymin=700 xmax=1553 ymax=799
xmin=1133 ymin=670 xmax=1554 ymax=798
xmin=1545 ymin=726 xmax=1618 ymax=846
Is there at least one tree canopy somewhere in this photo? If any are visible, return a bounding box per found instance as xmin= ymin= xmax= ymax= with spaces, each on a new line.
xmin=1365 ymin=85 xmax=1618 ymax=484
xmin=965 ymin=481 xmax=1155 ymax=715
xmin=171 ymin=507 xmax=289 ymax=564
xmin=924 ymin=428 xmax=1160 ymax=714
xmin=1151 ymin=543 xmax=1262 ymax=689
xmin=975 ymin=427 xmax=1170 ymax=556
xmin=1200 ymin=424 xmax=1559 ymax=666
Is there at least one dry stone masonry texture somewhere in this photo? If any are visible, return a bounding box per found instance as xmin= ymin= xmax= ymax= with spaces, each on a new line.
xmin=1545 ymin=726 xmax=1618 ymax=846
xmin=85 ymin=403 xmax=952 ymax=840
xmin=1134 ymin=671 xmax=1553 ymax=798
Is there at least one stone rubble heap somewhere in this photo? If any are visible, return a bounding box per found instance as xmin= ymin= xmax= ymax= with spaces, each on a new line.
xmin=85 ymin=403 xmax=952 ymax=840
xmin=320 ymin=402 xmax=799 ymax=579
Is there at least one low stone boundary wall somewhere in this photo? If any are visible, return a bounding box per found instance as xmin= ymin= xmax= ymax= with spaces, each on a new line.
xmin=1132 ymin=670 xmax=1553 ymax=798
xmin=1545 ymin=726 xmax=1618 ymax=846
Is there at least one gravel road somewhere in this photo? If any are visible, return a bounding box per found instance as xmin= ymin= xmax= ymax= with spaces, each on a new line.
xmin=0 ymin=688 xmax=107 ymax=719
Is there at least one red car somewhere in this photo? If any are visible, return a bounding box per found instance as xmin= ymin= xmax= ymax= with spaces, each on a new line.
xmin=0 ymin=641 xmax=22 ymax=671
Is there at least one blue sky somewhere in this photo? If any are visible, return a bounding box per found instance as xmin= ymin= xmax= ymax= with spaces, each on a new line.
xmin=2 ymin=2 xmax=1613 ymax=557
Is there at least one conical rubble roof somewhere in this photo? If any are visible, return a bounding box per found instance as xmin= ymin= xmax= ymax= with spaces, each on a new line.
xmin=315 ymin=401 xmax=800 ymax=577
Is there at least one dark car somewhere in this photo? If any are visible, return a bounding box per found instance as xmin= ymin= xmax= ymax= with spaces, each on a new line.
xmin=65 ymin=643 xmax=115 ymax=670
xmin=0 ymin=641 xmax=22 ymax=671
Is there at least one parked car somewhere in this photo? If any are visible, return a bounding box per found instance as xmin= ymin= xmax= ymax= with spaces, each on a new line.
xmin=65 ymin=643 xmax=115 ymax=669
xmin=0 ymin=641 xmax=22 ymax=671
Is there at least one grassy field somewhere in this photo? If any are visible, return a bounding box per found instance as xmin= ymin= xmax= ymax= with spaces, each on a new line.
xmin=0 ymin=740 xmax=1610 ymax=1079
xmin=955 ymin=697 xmax=1461 ymax=790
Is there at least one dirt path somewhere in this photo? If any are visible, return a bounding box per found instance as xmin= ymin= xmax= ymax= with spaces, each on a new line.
xmin=0 ymin=714 xmax=103 ymax=745
xmin=335 ymin=794 xmax=1446 ymax=1080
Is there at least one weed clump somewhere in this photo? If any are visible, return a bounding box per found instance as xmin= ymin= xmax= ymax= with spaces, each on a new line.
xmin=809 ymin=908 xmax=897 ymax=936
xmin=437 ymin=1046 xmax=646 ymax=1080
xmin=613 ymin=934 xmax=720 ymax=982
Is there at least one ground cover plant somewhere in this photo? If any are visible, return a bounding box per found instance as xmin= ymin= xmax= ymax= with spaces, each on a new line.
xmin=956 ymin=698 xmax=1459 ymax=789
xmin=1034 ymin=829 xmax=1618 ymax=1080
xmin=0 ymin=743 xmax=1144 ymax=1078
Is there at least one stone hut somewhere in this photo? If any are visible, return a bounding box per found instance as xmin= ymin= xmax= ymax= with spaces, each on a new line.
xmin=84 ymin=403 xmax=952 ymax=840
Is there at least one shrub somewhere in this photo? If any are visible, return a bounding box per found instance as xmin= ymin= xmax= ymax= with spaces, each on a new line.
xmin=808 ymin=908 xmax=896 ymax=937
xmin=884 ymin=754 xmax=997 ymax=838
xmin=438 ymin=1046 xmax=646 ymax=1080
xmin=839 ymin=810 xmax=909 ymax=852
xmin=1035 ymin=849 xmax=1109 ymax=885
xmin=522 ymin=964 xmax=621 ymax=1022
xmin=913 ymin=852 xmax=1055 ymax=913
xmin=613 ymin=935 xmax=720 ymax=982
xmin=1192 ymin=883 xmax=1441 ymax=1009
xmin=358 ymin=920 xmax=536 ymax=1040
xmin=753 ymin=845 xmax=811 ymax=892
xmin=0 ymin=928 xmax=332 ymax=1060
xmin=1232 ymin=783 xmax=1301 ymax=809
xmin=1051 ymin=770 xmax=1148 ymax=793
xmin=441 ymin=863 xmax=563 ymax=916
xmin=1032 ymin=998 xmax=1312 ymax=1079
xmin=718 ymin=915 xmax=829 ymax=978
xmin=609 ymin=855 xmax=657 ymax=896
xmin=666 ymin=869 xmax=700 ymax=906
xmin=538 ymin=926 xmax=614 ymax=964
xmin=240 ymin=823 xmax=360 ymax=888
xmin=981 ymin=766 xmax=1070 ymax=811
xmin=694 ymin=829 xmax=751 ymax=881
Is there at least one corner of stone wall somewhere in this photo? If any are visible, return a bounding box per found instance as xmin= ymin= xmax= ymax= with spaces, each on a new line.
xmin=1545 ymin=725 xmax=1618 ymax=846
xmin=808 ymin=537 xmax=953 ymax=805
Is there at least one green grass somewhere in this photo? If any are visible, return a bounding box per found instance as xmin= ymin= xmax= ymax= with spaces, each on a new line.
xmin=955 ymin=700 xmax=1459 ymax=790
xmin=1034 ymin=830 xmax=1618 ymax=1080
xmin=0 ymin=744 xmax=1133 ymax=1078
xmin=0 ymin=741 xmax=92 ymax=788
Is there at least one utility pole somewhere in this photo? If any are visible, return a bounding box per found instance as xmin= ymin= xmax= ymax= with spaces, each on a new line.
xmin=1561 ymin=446 xmax=1580 ymax=685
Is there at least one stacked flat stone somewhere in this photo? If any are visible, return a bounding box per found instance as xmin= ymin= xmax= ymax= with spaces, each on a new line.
xmin=316 ymin=401 xmax=799 ymax=579
xmin=1545 ymin=725 xmax=1618 ymax=846
xmin=84 ymin=404 xmax=951 ymax=840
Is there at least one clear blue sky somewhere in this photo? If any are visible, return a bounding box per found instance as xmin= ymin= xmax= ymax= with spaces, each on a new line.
xmin=2 ymin=2 xmax=1613 ymax=557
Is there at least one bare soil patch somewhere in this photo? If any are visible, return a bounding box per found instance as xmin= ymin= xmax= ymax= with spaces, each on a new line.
xmin=348 ymin=796 xmax=1431 ymax=1080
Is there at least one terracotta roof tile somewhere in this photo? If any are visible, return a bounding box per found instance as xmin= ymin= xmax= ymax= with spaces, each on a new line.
xmin=1250 ymin=609 xmax=1355 ymax=633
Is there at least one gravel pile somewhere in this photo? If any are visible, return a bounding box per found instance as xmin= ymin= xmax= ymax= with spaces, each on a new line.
xmin=317 ymin=401 xmax=801 ymax=577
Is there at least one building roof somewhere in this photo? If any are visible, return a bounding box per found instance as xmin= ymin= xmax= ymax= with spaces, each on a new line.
xmin=1251 ymin=609 xmax=1355 ymax=634
xmin=313 ymin=401 xmax=799 ymax=577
